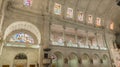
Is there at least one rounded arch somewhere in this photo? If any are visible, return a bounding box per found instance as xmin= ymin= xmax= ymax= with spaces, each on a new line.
xmin=102 ymin=55 xmax=109 ymax=62
xmin=54 ymin=51 xmax=63 ymax=58
xmin=3 ymin=21 xmax=41 ymax=45
xmin=68 ymin=53 xmax=78 ymax=60
xmin=92 ymin=54 xmax=100 ymax=66
xmin=14 ymin=53 xmax=27 ymax=59
xmin=102 ymin=54 xmax=109 ymax=67
xmin=14 ymin=53 xmax=27 ymax=67
xmin=102 ymin=55 xmax=108 ymax=64
xmin=7 ymin=30 xmax=37 ymax=45
xmin=68 ymin=53 xmax=79 ymax=67
xmin=51 ymin=51 xmax=64 ymax=67
xmin=81 ymin=53 xmax=90 ymax=67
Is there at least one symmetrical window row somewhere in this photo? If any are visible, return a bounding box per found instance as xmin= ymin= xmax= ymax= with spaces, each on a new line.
xmin=51 ymin=52 xmax=109 ymax=67
xmin=50 ymin=24 xmax=107 ymax=50
xmin=54 ymin=3 xmax=101 ymax=26
xmin=53 ymin=3 xmax=114 ymax=30
xmin=22 ymin=1 xmax=114 ymax=30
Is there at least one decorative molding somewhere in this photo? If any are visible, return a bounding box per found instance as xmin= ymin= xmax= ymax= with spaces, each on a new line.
xmin=3 ymin=21 xmax=41 ymax=44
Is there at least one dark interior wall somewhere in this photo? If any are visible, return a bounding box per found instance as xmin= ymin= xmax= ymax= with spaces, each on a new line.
xmin=115 ymin=33 xmax=120 ymax=49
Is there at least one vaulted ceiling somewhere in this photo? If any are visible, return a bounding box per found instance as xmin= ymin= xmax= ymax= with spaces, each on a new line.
xmin=3 ymin=0 xmax=120 ymax=32
xmin=75 ymin=0 xmax=120 ymax=32
xmin=51 ymin=0 xmax=120 ymax=32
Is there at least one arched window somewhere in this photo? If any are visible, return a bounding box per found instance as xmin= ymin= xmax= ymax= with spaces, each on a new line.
xmin=78 ymin=12 xmax=84 ymax=21
xmin=110 ymin=22 xmax=114 ymax=30
xmin=10 ymin=32 xmax=34 ymax=44
xmin=24 ymin=0 xmax=32 ymax=6
xmin=67 ymin=8 xmax=73 ymax=18
xmin=88 ymin=15 xmax=93 ymax=24
xmin=54 ymin=3 xmax=62 ymax=15
xmin=96 ymin=17 xmax=101 ymax=26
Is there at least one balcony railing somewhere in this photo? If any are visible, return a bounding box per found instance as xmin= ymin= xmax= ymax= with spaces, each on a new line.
xmin=67 ymin=43 xmax=78 ymax=47
xmin=51 ymin=41 xmax=107 ymax=50
xmin=52 ymin=41 xmax=64 ymax=46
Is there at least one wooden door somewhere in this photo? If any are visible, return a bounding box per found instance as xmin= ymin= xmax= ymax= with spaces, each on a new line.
xmin=2 ymin=65 xmax=9 ymax=67
xmin=30 ymin=65 xmax=35 ymax=67
xmin=16 ymin=64 xmax=24 ymax=67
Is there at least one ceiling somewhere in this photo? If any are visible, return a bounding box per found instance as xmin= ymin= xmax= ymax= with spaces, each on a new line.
xmin=6 ymin=0 xmax=120 ymax=32
xmin=74 ymin=0 xmax=120 ymax=32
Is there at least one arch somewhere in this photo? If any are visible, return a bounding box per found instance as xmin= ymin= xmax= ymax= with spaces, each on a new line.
xmin=15 ymin=53 xmax=27 ymax=59
xmin=81 ymin=54 xmax=90 ymax=67
xmin=102 ymin=55 xmax=109 ymax=67
xmin=54 ymin=51 xmax=63 ymax=58
xmin=68 ymin=53 xmax=79 ymax=67
xmin=92 ymin=54 xmax=100 ymax=67
xmin=51 ymin=51 xmax=64 ymax=67
xmin=14 ymin=53 xmax=27 ymax=67
xmin=3 ymin=21 xmax=41 ymax=45
xmin=68 ymin=53 xmax=78 ymax=60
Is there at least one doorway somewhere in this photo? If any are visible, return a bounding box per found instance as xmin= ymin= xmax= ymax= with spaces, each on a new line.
xmin=51 ymin=52 xmax=64 ymax=67
xmin=30 ymin=65 xmax=35 ymax=67
xmin=2 ymin=65 xmax=9 ymax=67
xmin=15 ymin=64 xmax=24 ymax=67
xmin=14 ymin=53 xmax=27 ymax=67
xmin=68 ymin=54 xmax=78 ymax=67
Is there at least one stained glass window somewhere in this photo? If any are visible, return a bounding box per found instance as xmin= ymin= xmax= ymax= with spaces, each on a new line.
xmin=54 ymin=3 xmax=61 ymax=15
xmin=88 ymin=15 xmax=93 ymax=24
xmin=110 ymin=22 xmax=114 ymax=30
xmin=24 ymin=0 xmax=32 ymax=6
xmin=67 ymin=8 xmax=73 ymax=18
xmin=78 ymin=12 xmax=84 ymax=21
xmin=96 ymin=17 xmax=101 ymax=26
xmin=10 ymin=33 xmax=34 ymax=44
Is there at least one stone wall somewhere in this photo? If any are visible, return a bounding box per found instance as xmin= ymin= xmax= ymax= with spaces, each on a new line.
xmin=0 ymin=47 xmax=39 ymax=67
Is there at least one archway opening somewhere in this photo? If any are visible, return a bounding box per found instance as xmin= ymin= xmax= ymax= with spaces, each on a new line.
xmin=51 ymin=52 xmax=63 ymax=67
xmin=92 ymin=54 xmax=100 ymax=67
xmin=102 ymin=55 xmax=109 ymax=67
xmin=15 ymin=53 xmax=27 ymax=59
xmin=0 ymin=22 xmax=41 ymax=67
xmin=81 ymin=54 xmax=90 ymax=67
xmin=68 ymin=53 xmax=78 ymax=67
xmin=14 ymin=53 xmax=27 ymax=67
